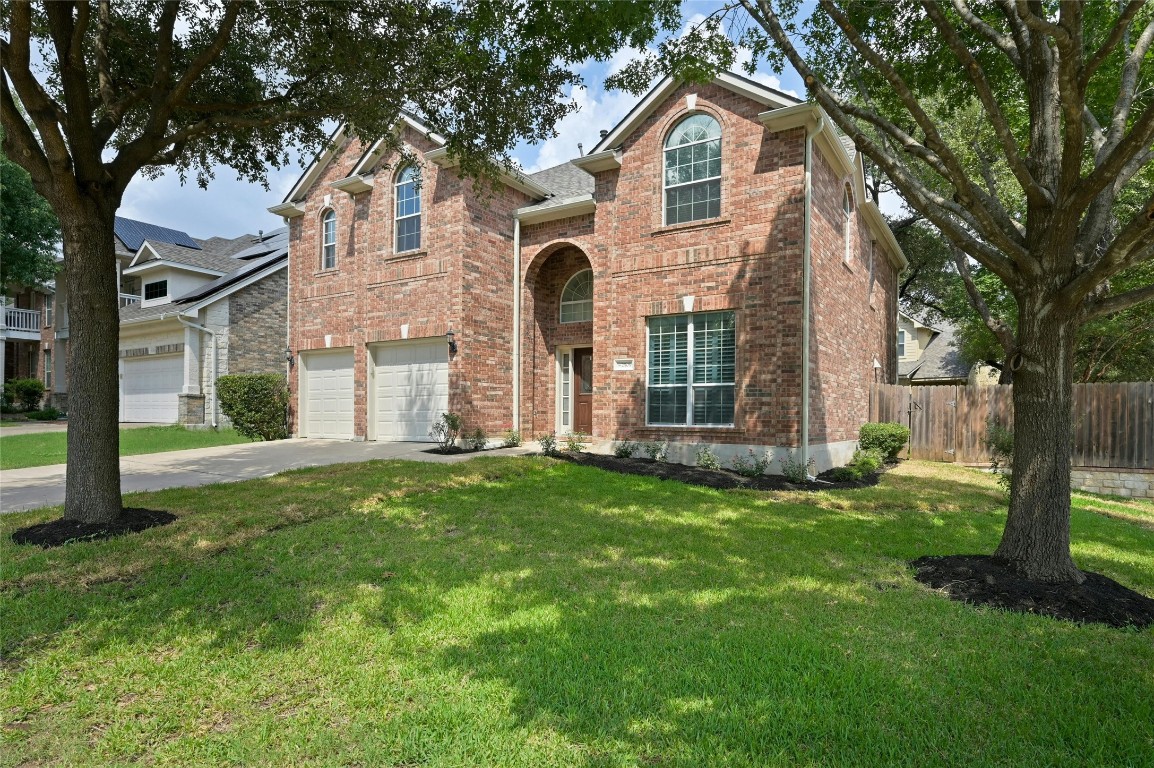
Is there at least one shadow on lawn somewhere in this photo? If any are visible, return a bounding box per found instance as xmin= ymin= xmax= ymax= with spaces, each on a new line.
xmin=3 ymin=458 xmax=1152 ymax=766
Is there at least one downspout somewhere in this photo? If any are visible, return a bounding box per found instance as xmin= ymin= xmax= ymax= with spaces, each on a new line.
xmin=177 ymin=316 xmax=219 ymax=428
xmin=512 ymin=217 xmax=522 ymax=434
xmin=800 ymin=118 xmax=821 ymax=481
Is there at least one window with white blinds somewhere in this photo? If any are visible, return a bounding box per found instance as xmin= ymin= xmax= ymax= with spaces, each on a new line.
xmin=647 ymin=311 xmax=735 ymax=426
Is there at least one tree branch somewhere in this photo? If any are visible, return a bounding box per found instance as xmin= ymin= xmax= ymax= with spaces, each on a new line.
xmin=1084 ymin=283 xmax=1154 ymax=320
xmin=0 ymin=77 xmax=53 ymax=190
xmin=952 ymin=245 xmax=1017 ymax=355
xmin=951 ymin=0 xmax=1021 ymax=69
xmin=1080 ymin=0 xmax=1145 ymax=89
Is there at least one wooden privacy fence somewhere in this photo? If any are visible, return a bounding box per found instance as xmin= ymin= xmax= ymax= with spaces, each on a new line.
xmin=869 ymin=381 xmax=1154 ymax=469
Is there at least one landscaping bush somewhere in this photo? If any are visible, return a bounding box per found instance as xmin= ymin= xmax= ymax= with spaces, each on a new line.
xmin=778 ymin=451 xmax=815 ymax=483
xmin=25 ymin=407 xmax=60 ymax=421
xmin=613 ymin=439 xmax=636 ymax=458
xmin=984 ymin=418 xmax=1014 ymax=495
xmin=859 ymin=422 xmax=910 ymax=462
xmin=502 ymin=429 xmax=522 ymax=448
xmin=216 ymin=374 xmax=289 ymax=441
xmin=565 ymin=432 xmax=588 ymax=452
xmin=467 ymin=427 xmax=488 ymax=451
xmin=641 ymin=439 xmax=667 ymax=461
xmin=5 ymin=378 xmax=45 ymax=411
xmin=429 ymin=412 xmax=463 ymax=452
xmin=537 ymin=432 xmax=558 ymax=456
xmin=829 ymin=466 xmax=858 ymax=482
xmin=695 ymin=444 xmax=722 ymax=470
xmin=732 ymin=448 xmax=771 ymax=477
xmin=831 ymin=448 xmax=886 ymax=481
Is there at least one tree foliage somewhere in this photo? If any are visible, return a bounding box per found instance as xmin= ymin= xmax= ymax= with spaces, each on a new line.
xmin=0 ymin=143 xmax=58 ymax=294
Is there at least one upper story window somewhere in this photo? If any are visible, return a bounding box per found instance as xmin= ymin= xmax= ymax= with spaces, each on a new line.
xmin=559 ymin=269 xmax=593 ymax=323
xmin=321 ymin=209 xmax=337 ymax=269
xmin=395 ymin=165 xmax=421 ymax=252
xmin=843 ymin=183 xmax=855 ymax=263
xmin=144 ymin=280 xmax=168 ymax=301
xmin=898 ymin=329 xmax=907 ymax=358
xmin=664 ymin=114 xmax=722 ymax=225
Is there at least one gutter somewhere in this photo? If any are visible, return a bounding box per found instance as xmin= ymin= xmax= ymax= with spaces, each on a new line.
xmin=512 ymin=219 xmax=521 ymax=434
xmin=176 ymin=315 xmax=219 ymax=428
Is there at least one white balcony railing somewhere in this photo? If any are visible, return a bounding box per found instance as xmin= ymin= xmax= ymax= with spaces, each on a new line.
xmin=119 ymin=293 xmax=142 ymax=308
xmin=2 ymin=307 xmax=41 ymax=332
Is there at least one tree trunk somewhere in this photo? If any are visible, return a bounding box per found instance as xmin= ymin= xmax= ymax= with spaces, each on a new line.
xmin=61 ymin=203 xmax=122 ymax=524
xmin=993 ymin=295 xmax=1083 ymax=583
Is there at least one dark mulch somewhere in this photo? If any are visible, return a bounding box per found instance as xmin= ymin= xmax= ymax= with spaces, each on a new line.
xmin=10 ymin=508 xmax=177 ymax=549
xmin=911 ymin=554 xmax=1154 ymax=629
xmin=557 ymin=452 xmax=880 ymax=492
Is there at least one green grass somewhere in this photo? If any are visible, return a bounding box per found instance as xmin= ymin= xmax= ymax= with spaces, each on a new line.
xmin=0 ymin=426 xmax=253 ymax=469
xmin=2 ymin=460 xmax=1151 ymax=767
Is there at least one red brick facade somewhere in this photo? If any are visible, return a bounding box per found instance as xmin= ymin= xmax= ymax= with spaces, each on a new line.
xmin=283 ymin=80 xmax=900 ymax=467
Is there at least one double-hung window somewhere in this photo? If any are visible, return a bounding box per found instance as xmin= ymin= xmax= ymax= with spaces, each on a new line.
xmin=664 ymin=114 xmax=721 ymax=225
xmin=395 ymin=165 xmax=421 ymax=252
xmin=321 ymin=209 xmax=337 ymax=269
xmin=144 ymin=280 xmax=168 ymax=301
xmin=647 ymin=311 xmax=735 ymax=426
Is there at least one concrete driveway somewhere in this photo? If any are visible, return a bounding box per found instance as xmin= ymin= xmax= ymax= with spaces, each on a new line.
xmin=1 ymin=439 xmax=535 ymax=513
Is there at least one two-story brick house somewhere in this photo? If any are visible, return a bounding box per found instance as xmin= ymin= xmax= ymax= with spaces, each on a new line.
xmin=271 ymin=73 xmax=905 ymax=471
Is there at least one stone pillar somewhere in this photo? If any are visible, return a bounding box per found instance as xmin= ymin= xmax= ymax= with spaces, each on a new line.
xmin=178 ymin=394 xmax=206 ymax=425
xmin=183 ymin=325 xmax=202 ymax=394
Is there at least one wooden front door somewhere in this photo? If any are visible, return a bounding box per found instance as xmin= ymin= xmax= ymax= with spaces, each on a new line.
xmin=573 ymin=347 xmax=593 ymax=435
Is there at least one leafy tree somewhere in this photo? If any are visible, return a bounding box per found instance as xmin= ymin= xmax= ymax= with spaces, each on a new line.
xmin=0 ymin=143 xmax=59 ymax=294
xmin=617 ymin=1 xmax=1154 ymax=583
xmin=1 ymin=0 xmax=680 ymax=526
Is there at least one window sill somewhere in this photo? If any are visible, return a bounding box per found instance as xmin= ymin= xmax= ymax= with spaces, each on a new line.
xmin=649 ymin=217 xmax=731 ymax=238
xmin=842 ymin=259 xmax=856 ymax=274
xmin=388 ymin=249 xmax=426 ymax=262
xmin=313 ymin=268 xmax=340 ymax=277
xmin=636 ymin=425 xmax=741 ymax=433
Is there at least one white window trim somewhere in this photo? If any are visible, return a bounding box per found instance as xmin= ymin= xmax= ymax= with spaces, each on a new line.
xmin=394 ymin=165 xmax=421 ymax=253
xmin=663 ymin=114 xmax=722 ymax=227
xmin=555 ymin=347 xmax=574 ymax=434
xmin=898 ymin=329 xmax=907 ymax=358
xmin=144 ymin=279 xmax=168 ymax=301
xmin=645 ymin=312 xmax=736 ymax=428
xmin=843 ymin=183 xmax=854 ymax=265
xmin=559 ymin=269 xmax=593 ymax=324
xmin=321 ymin=209 xmax=337 ymax=269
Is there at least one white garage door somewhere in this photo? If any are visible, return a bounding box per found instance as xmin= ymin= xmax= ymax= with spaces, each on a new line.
xmin=302 ymin=349 xmax=355 ymax=439
xmin=121 ymin=354 xmax=183 ymax=423
xmin=371 ymin=340 xmax=448 ymax=441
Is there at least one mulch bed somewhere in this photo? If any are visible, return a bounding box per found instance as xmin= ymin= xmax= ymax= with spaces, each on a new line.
xmin=10 ymin=508 xmax=177 ymax=549
xmin=911 ymin=554 xmax=1154 ymax=629
xmin=557 ymin=452 xmax=880 ymax=492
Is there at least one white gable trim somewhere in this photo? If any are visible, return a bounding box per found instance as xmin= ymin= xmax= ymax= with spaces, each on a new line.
xmin=351 ymin=115 xmax=448 ymax=177
xmin=590 ymin=71 xmax=799 ymax=154
xmin=177 ymin=259 xmax=288 ymax=318
xmin=281 ymin=125 xmax=349 ymax=204
xmin=123 ymin=260 xmax=226 ymax=278
xmin=514 ymin=194 xmax=596 ymax=225
xmin=424 ymin=148 xmax=551 ymax=199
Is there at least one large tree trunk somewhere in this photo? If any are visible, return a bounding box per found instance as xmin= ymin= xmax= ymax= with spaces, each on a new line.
xmin=993 ymin=295 xmax=1083 ymax=583
xmin=61 ymin=201 xmax=122 ymax=524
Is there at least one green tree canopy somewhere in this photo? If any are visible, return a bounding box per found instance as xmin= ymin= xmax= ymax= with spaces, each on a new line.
xmin=0 ymin=144 xmax=59 ymax=295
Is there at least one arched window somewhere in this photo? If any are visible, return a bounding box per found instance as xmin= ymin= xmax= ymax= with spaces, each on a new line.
xmin=842 ymin=183 xmax=854 ymax=264
xmin=321 ymin=209 xmax=337 ymax=269
xmin=395 ymin=165 xmax=421 ymax=252
xmin=560 ymin=269 xmax=593 ymax=323
xmin=664 ymin=114 xmax=721 ymax=225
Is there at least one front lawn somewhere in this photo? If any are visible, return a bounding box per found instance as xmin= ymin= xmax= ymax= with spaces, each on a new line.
xmin=2 ymin=460 xmax=1151 ymax=766
xmin=0 ymin=425 xmax=253 ymax=470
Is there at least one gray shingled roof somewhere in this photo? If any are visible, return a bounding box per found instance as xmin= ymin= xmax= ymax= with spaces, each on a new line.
xmin=907 ymin=325 xmax=971 ymax=382
xmin=529 ymin=162 xmax=594 ymax=198
xmin=130 ymin=234 xmax=257 ymax=274
xmin=174 ymin=230 xmax=288 ymax=303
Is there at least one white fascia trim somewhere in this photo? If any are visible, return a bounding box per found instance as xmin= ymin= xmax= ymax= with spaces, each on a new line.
xmin=268 ymin=201 xmax=306 ymax=218
xmin=424 ymin=147 xmax=551 ymax=199
xmin=514 ymin=195 xmax=596 ymax=225
xmin=591 ymin=72 xmax=798 ymax=155
xmin=119 ymin=313 xmax=185 ymax=328
xmin=123 ymin=261 xmax=226 ymax=278
xmin=351 ymin=115 xmax=448 ymax=177
xmin=283 ymin=124 xmax=349 ymax=204
xmin=176 ymin=259 xmax=288 ymax=318
xmin=129 ymin=241 xmax=160 ymax=268
xmin=331 ymin=175 xmax=374 ymax=195
xmin=862 ymin=201 xmax=908 ymax=270
xmin=571 ymin=150 xmax=621 ymax=173
xmin=898 ymin=311 xmax=938 ymax=334
xmin=759 ymin=103 xmax=855 ymax=179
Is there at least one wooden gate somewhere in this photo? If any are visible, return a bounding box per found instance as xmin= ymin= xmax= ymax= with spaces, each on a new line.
xmin=908 ymin=385 xmax=957 ymax=461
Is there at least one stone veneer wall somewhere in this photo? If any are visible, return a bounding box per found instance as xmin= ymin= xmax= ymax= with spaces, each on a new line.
xmin=1071 ymin=467 xmax=1154 ymax=499
xmin=228 ymin=268 xmax=288 ymax=374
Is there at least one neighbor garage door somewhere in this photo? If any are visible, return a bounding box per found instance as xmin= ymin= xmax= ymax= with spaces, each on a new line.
xmin=301 ymin=349 xmax=355 ymax=439
xmin=121 ymin=354 xmax=183 ymax=423
xmin=370 ymin=340 xmax=448 ymax=441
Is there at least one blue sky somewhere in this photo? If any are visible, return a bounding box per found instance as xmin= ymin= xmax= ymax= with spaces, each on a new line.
xmin=118 ymin=3 xmax=809 ymax=240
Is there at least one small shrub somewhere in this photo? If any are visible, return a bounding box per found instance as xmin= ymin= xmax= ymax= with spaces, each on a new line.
xmin=779 ymin=451 xmax=815 ymax=483
xmin=502 ymin=429 xmax=522 ymax=448
xmin=467 ymin=427 xmax=488 ymax=451
xmin=5 ymin=378 xmax=45 ymax=411
xmin=25 ymin=406 xmax=60 ymax=421
xmin=859 ymin=422 xmax=910 ymax=462
xmin=565 ymin=432 xmax=588 ymax=452
xmin=613 ymin=439 xmax=636 ymax=458
xmin=216 ymin=374 xmax=288 ymax=441
xmin=849 ymin=448 xmax=883 ymax=475
xmin=429 ymin=412 xmax=463 ymax=452
xmin=537 ymin=432 xmax=558 ymax=456
xmin=984 ymin=418 xmax=1014 ymax=495
xmin=641 ymin=439 xmax=667 ymax=461
xmin=829 ymin=466 xmax=858 ymax=482
xmin=731 ymin=448 xmax=770 ymax=477
xmin=695 ymin=444 xmax=722 ymax=470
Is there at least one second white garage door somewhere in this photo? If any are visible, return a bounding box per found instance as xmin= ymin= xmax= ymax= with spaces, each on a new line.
xmin=121 ymin=354 xmax=183 ymax=423
xmin=371 ymin=340 xmax=449 ymax=441
xmin=301 ymin=349 xmax=355 ymax=439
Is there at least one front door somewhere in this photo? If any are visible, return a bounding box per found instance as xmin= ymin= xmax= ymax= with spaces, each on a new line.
xmin=574 ymin=347 xmax=593 ymax=435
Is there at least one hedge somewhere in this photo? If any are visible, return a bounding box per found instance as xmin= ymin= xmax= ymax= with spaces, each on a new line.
xmin=216 ymin=373 xmax=288 ymax=441
xmin=859 ymin=422 xmax=910 ymax=462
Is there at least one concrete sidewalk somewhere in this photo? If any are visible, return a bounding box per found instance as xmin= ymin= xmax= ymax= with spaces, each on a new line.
xmin=0 ymin=439 xmax=536 ymax=513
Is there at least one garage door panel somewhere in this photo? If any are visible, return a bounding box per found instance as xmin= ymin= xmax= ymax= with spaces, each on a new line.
xmin=372 ymin=340 xmax=448 ymax=442
xmin=302 ymin=350 xmax=354 ymax=440
xmin=121 ymin=354 xmax=183 ymax=423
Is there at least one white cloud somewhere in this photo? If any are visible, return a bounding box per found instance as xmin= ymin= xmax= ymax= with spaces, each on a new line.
xmin=517 ymin=82 xmax=641 ymax=172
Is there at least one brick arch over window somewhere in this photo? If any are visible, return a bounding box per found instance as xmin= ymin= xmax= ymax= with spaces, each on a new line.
xmin=663 ymin=113 xmax=722 ymax=225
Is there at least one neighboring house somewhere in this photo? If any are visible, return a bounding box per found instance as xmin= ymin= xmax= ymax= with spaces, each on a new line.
xmin=897 ymin=310 xmax=1000 ymax=386
xmin=1 ymin=283 xmax=54 ymax=389
xmin=269 ymin=72 xmax=906 ymax=471
xmin=49 ymin=217 xmax=289 ymax=423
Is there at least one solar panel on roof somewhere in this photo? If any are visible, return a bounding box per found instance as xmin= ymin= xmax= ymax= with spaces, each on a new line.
xmin=114 ymin=216 xmax=201 ymax=252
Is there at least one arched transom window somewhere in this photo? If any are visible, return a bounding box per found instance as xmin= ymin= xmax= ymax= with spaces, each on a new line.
xmin=560 ymin=268 xmax=593 ymax=323
xmin=321 ymin=209 xmax=337 ymax=269
xmin=395 ymin=165 xmax=421 ymax=252
xmin=664 ymin=114 xmax=721 ymax=225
